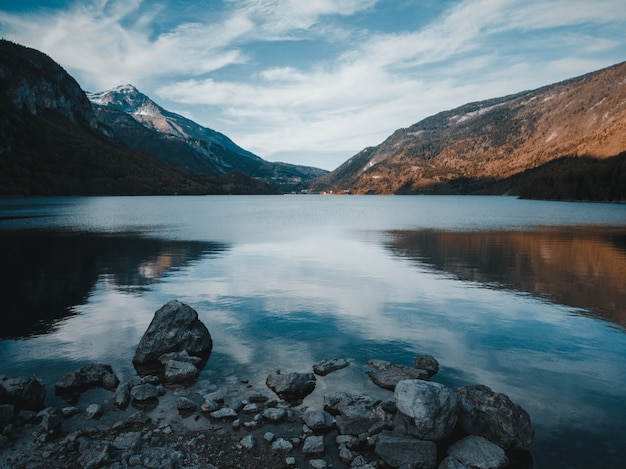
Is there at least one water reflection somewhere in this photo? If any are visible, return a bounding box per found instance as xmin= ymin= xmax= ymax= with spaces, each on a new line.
xmin=385 ymin=227 xmax=626 ymax=328
xmin=0 ymin=231 xmax=225 ymax=338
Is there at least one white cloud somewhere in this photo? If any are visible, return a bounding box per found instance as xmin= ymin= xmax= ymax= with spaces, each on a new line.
xmin=1 ymin=0 xmax=625 ymax=168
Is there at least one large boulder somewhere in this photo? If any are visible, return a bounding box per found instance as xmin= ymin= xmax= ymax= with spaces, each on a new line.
xmin=394 ymin=380 xmax=459 ymax=441
xmin=265 ymin=371 xmax=316 ymax=405
xmin=366 ymin=359 xmax=429 ymax=390
xmin=0 ymin=375 xmax=46 ymax=411
xmin=132 ymin=300 xmax=212 ymax=377
xmin=455 ymin=384 xmax=534 ymax=451
xmin=374 ymin=431 xmax=437 ymax=469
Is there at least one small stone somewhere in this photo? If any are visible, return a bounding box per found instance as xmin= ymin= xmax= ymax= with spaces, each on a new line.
xmin=201 ymin=399 xmax=220 ymax=413
xmin=130 ymin=383 xmax=160 ymax=401
xmin=262 ymin=407 xmax=288 ymax=423
xmin=339 ymin=445 xmax=354 ymax=463
xmin=264 ymin=432 xmax=275 ymax=442
xmin=271 ymin=438 xmax=293 ymax=452
xmin=242 ymin=403 xmax=259 ymax=413
xmin=210 ymin=407 xmax=238 ymax=420
xmin=61 ymin=406 xmax=80 ymax=418
xmin=302 ymin=435 xmax=325 ymax=456
xmin=85 ymin=404 xmax=103 ymax=419
xmin=240 ymin=434 xmax=255 ymax=450
xmin=313 ymin=358 xmax=350 ymax=376
xmin=177 ymin=397 xmax=197 ymax=412
xmin=303 ymin=409 xmax=335 ymax=431
xmin=309 ymin=459 xmax=328 ymax=469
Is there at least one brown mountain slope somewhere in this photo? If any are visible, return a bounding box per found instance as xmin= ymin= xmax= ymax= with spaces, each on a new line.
xmin=312 ymin=61 xmax=626 ymax=199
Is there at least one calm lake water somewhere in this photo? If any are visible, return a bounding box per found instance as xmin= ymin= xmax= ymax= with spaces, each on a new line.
xmin=1 ymin=195 xmax=625 ymax=468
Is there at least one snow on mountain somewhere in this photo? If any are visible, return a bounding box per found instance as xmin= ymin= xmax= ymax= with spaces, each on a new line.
xmin=87 ymin=85 xmax=260 ymax=160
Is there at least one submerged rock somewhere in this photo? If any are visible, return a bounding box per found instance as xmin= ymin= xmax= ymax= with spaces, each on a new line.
xmin=365 ymin=359 xmax=429 ymax=390
xmin=414 ymin=354 xmax=440 ymax=377
xmin=313 ymin=358 xmax=350 ymax=376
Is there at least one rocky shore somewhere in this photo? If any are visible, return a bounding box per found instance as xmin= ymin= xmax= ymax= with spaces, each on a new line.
xmin=1 ymin=301 xmax=534 ymax=469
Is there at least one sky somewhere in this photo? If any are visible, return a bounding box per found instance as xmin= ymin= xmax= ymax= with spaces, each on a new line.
xmin=1 ymin=1 xmax=625 ymax=170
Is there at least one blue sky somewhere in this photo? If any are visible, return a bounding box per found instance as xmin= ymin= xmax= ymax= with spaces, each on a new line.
xmin=1 ymin=1 xmax=625 ymax=170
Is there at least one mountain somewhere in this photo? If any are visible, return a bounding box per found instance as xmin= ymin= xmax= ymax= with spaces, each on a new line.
xmin=311 ymin=62 xmax=626 ymax=200
xmin=0 ymin=40 xmax=279 ymax=196
xmin=88 ymin=85 xmax=328 ymax=192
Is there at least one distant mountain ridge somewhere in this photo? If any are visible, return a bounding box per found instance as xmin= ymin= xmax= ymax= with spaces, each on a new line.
xmin=89 ymin=84 xmax=327 ymax=192
xmin=0 ymin=39 xmax=322 ymax=195
xmin=312 ymin=62 xmax=626 ymax=200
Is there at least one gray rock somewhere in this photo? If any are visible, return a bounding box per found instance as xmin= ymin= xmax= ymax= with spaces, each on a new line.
xmin=313 ymin=358 xmax=350 ymax=376
xmin=242 ymin=403 xmax=259 ymax=413
xmin=365 ymin=359 xmax=429 ymax=390
xmin=163 ymin=359 xmax=199 ymax=383
xmin=414 ymin=354 xmax=440 ymax=377
xmin=176 ymin=397 xmax=197 ymax=412
xmin=447 ymin=435 xmax=509 ymax=469
xmin=114 ymin=382 xmax=131 ymax=409
xmin=309 ymin=459 xmax=328 ymax=469
xmin=455 ymin=384 xmax=534 ymax=451
xmin=0 ymin=375 xmax=46 ymax=411
xmin=0 ymin=404 xmax=14 ymax=425
xmin=338 ymin=444 xmax=354 ymax=463
xmin=262 ymin=407 xmax=288 ymax=423
xmin=85 ymin=404 xmax=103 ymax=419
xmin=264 ymin=431 xmax=275 ymax=442
xmin=209 ymin=407 xmax=238 ymax=420
xmin=394 ymin=380 xmax=460 ymax=441
xmin=336 ymin=434 xmax=359 ymax=448
xmin=61 ymin=406 xmax=81 ymax=418
xmin=55 ymin=364 xmax=119 ymax=399
xmin=38 ymin=408 xmax=62 ymax=433
xmin=374 ymin=431 xmax=437 ymax=469
xmin=271 ymin=437 xmax=293 ymax=452
xmin=266 ymin=371 xmax=316 ymax=404
xmin=240 ymin=434 xmax=255 ymax=450
xmin=201 ymin=398 xmax=220 ymax=413
xmin=302 ymin=435 xmax=325 ymax=456
xmin=303 ymin=409 xmax=335 ymax=431
xmin=132 ymin=300 xmax=212 ymax=376
xmin=112 ymin=431 xmax=142 ymax=451
xmin=323 ymin=393 xmax=389 ymax=436
xmin=130 ymin=383 xmax=160 ymax=401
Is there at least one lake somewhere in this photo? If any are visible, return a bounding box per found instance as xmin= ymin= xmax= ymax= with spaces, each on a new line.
xmin=1 ymin=195 xmax=625 ymax=468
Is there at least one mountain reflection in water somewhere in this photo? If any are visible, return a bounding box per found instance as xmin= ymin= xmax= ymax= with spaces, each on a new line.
xmin=0 ymin=232 xmax=224 ymax=338
xmin=386 ymin=227 xmax=626 ymax=328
